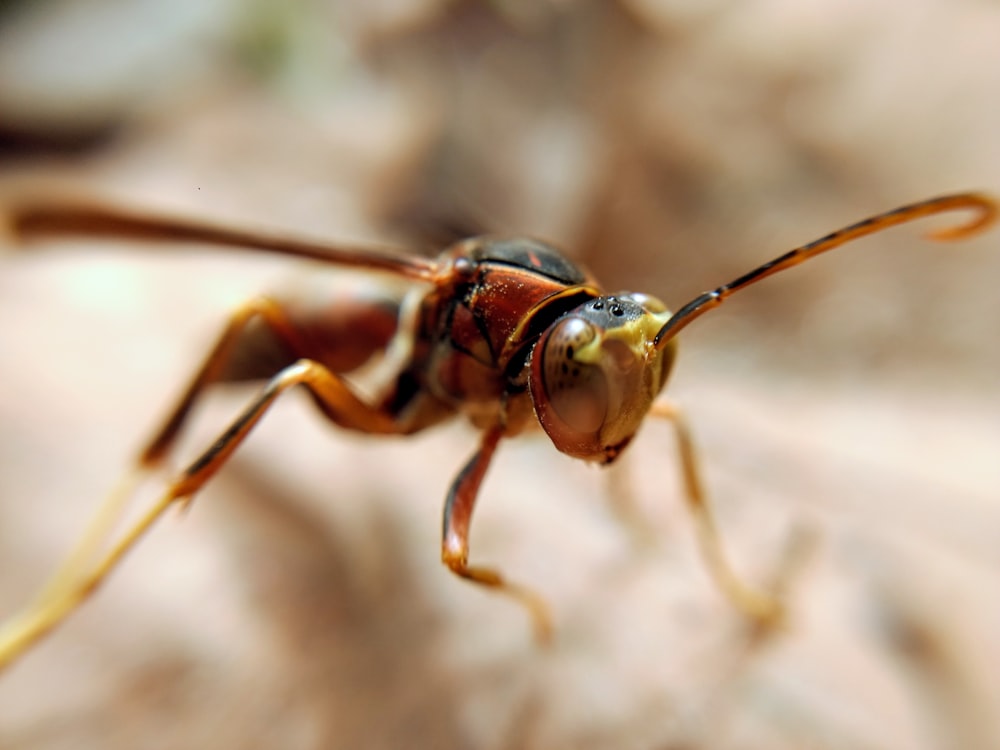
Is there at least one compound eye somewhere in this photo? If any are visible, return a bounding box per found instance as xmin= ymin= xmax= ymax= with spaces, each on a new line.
xmin=541 ymin=317 xmax=608 ymax=434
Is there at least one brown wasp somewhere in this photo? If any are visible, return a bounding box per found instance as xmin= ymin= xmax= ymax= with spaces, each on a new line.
xmin=0 ymin=191 xmax=995 ymax=669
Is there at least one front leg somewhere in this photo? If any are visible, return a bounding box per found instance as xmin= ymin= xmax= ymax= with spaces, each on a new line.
xmin=650 ymin=399 xmax=786 ymax=628
xmin=441 ymin=425 xmax=553 ymax=642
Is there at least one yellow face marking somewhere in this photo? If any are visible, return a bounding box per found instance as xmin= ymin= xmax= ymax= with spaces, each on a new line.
xmin=572 ymin=304 xmax=671 ymax=367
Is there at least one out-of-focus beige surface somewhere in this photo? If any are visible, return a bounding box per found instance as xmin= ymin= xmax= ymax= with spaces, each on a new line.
xmin=0 ymin=2 xmax=998 ymax=748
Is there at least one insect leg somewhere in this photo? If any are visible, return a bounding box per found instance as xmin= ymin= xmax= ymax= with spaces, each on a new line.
xmin=139 ymin=295 xmax=309 ymax=466
xmin=32 ymin=296 xmax=309 ymax=612
xmin=649 ymin=399 xmax=784 ymax=627
xmin=441 ymin=426 xmax=553 ymax=642
xmin=0 ymin=358 xmax=402 ymax=670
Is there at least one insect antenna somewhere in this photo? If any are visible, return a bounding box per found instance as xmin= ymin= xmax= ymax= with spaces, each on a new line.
xmin=3 ymin=197 xmax=440 ymax=281
xmin=654 ymin=192 xmax=997 ymax=348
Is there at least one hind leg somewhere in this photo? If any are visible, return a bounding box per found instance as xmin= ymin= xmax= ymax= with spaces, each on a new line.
xmin=0 ymin=354 xmax=415 ymax=670
xmin=0 ymin=285 xmax=409 ymax=670
xmin=31 ymin=296 xmax=307 ymax=613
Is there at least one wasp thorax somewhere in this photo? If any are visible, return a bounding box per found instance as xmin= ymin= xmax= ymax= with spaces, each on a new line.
xmin=529 ymin=294 xmax=676 ymax=463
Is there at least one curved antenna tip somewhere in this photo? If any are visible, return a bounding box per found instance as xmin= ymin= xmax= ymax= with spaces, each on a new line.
xmin=652 ymin=190 xmax=998 ymax=350
xmin=924 ymin=192 xmax=998 ymax=241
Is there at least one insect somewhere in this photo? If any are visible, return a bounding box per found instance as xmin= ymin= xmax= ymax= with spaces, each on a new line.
xmin=0 ymin=191 xmax=994 ymax=669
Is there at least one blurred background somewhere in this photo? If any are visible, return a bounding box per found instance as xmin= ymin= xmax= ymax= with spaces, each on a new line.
xmin=0 ymin=1 xmax=998 ymax=748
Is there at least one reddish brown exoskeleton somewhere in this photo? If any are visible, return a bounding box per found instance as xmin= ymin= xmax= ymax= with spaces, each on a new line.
xmin=0 ymin=191 xmax=995 ymax=668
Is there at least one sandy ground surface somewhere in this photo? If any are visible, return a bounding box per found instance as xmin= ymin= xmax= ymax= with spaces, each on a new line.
xmin=0 ymin=2 xmax=998 ymax=749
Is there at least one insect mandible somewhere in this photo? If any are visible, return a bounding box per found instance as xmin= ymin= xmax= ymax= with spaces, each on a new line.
xmin=0 ymin=191 xmax=995 ymax=669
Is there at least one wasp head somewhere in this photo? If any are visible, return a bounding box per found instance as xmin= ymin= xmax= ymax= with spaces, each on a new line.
xmin=529 ymin=293 xmax=676 ymax=463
